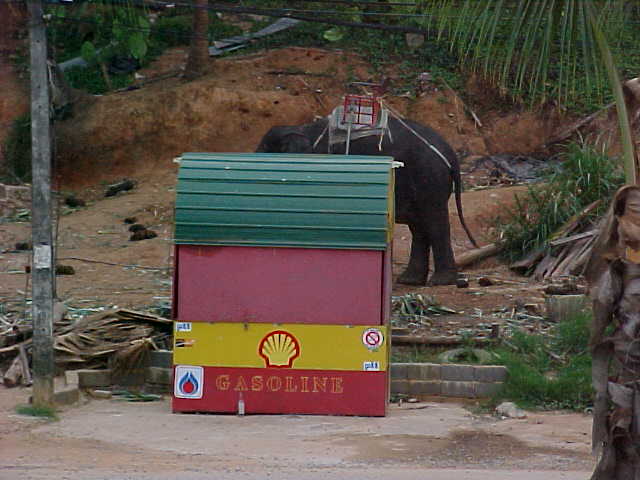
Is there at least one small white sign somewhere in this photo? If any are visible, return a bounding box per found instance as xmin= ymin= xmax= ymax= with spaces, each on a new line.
xmin=363 ymin=361 xmax=380 ymax=371
xmin=362 ymin=328 xmax=384 ymax=350
xmin=176 ymin=322 xmax=192 ymax=332
xmin=33 ymin=244 xmax=52 ymax=270
xmin=174 ymin=365 xmax=204 ymax=399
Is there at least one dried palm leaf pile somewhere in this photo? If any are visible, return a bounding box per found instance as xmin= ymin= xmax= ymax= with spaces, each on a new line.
xmin=1 ymin=308 xmax=172 ymax=387
xmin=54 ymin=309 xmax=172 ymax=367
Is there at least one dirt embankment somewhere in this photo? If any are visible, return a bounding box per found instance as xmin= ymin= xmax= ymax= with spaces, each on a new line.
xmin=52 ymin=47 xmax=562 ymax=188
xmin=0 ymin=3 xmax=29 ymax=169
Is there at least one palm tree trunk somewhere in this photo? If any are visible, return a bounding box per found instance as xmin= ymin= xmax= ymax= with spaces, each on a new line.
xmin=184 ymin=0 xmax=210 ymax=80
xmin=587 ymin=185 xmax=640 ymax=479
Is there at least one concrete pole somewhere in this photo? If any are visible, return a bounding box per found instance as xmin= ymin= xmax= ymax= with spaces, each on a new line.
xmin=28 ymin=0 xmax=55 ymax=406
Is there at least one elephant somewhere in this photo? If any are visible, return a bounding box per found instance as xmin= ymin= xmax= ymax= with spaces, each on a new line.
xmin=255 ymin=115 xmax=477 ymax=285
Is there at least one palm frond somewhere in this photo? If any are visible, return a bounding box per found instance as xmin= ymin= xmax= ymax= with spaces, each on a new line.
xmin=421 ymin=0 xmax=629 ymax=109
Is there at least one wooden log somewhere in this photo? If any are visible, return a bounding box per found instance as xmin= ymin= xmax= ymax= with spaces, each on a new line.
xmin=456 ymin=243 xmax=501 ymax=269
xmin=18 ymin=345 xmax=32 ymax=386
xmin=392 ymin=335 xmax=490 ymax=346
xmin=2 ymin=355 xmax=23 ymax=387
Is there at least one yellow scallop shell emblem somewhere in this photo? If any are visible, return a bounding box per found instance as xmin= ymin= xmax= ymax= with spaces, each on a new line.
xmin=258 ymin=330 xmax=301 ymax=368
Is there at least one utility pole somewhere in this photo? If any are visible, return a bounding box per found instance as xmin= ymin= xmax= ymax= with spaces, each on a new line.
xmin=28 ymin=0 xmax=55 ymax=406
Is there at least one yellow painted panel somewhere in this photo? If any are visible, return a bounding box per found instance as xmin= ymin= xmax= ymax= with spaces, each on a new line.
xmin=173 ymin=322 xmax=388 ymax=371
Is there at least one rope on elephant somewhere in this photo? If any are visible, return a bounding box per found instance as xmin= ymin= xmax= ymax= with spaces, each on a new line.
xmin=312 ymin=124 xmax=329 ymax=150
xmin=380 ymin=101 xmax=452 ymax=171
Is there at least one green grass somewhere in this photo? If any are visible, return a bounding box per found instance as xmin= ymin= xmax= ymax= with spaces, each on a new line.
xmin=15 ymin=404 xmax=59 ymax=420
xmin=488 ymin=311 xmax=593 ymax=411
xmin=494 ymin=142 xmax=625 ymax=263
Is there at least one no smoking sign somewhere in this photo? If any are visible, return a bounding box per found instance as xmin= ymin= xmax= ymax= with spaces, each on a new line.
xmin=362 ymin=328 xmax=384 ymax=350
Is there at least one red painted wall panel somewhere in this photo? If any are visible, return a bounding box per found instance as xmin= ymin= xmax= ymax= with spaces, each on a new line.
xmin=176 ymin=245 xmax=383 ymax=325
xmin=172 ymin=366 xmax=387 ymax=416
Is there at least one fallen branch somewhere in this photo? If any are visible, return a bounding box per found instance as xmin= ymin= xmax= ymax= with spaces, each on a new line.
xmin=57 ymin=257 xmax=170 ymax=271
xmin=0 ymin=338 xmax=32 ymax=356
xmin=456 ymin=243 xmax=501 ymax=268
xmin=544 ymin=102 xmax=614 ymax=148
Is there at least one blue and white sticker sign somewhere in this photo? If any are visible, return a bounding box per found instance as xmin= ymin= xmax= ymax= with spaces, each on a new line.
xmin=363 ymin=361 xmax=381 ymax=371
xmin=174 ymin=365 xmax=204 ymax=399
xmin=176 ymin=322 xmax=192 ymax=332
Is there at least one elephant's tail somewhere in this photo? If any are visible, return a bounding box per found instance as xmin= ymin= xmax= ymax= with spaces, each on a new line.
xmin=453 ymin=168 xmax=479 ymax=248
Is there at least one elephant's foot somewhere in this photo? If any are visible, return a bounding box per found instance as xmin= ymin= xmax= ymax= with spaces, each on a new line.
xmin=397 ymin=269 xmax=428 ymax=286
xmin=428 ymin=270 xmax=459 ymax=286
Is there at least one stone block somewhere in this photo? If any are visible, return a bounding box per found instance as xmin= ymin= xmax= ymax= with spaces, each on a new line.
xmin=391 ymin=379 xmax=410 ymax=395
xmin=441 ymin=381 xmax=476 ymax=398
xmin=65 ymin=370 xmax=80 ymax=386
xmin=407 ymin=362 xmax=441 ymax=381
xmin=390 ymin=363 xmax=408 ymax=380
xmin=53 ymin=385 xmax=80 ymax=405
xmin=476 ymin=382 xmax=504 ymax=398
xmin=146 ymin=367 xmax=173 ymax=386
xmin=111 ymin=370 xmax=146 ymax=388
xmin=408 ymin=380 xmax=442 ymax=396
xmin=441 ymin=364 xmax=475 ymax=382
xmin=77 ymin=369 xmax=112 ymax=388
xmin=150 ymin=349 xmax=173 ymax=368
xmin=474 ymin=365 xmax=508 ymax=383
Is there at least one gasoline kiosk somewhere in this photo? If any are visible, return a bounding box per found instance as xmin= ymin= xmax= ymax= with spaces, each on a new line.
xmin=171 ymin=153 xmax=395 ymax=416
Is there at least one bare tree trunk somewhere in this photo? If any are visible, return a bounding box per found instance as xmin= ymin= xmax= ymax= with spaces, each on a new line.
xmin=586 ymin=185 xmax=640 ymax=479
xmin=184 ymin=0 xmax=210 ymax=80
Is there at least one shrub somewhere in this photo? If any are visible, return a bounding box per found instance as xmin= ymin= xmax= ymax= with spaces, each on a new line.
xmin=495 ymin=142 xmax=625 ymax=262
xmin=491 ymin=311 xmax=593 ymax=411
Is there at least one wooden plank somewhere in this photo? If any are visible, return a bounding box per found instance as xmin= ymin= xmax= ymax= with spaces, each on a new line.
xmin=548 ymin=238 xmax=589 ymax=278
xmin=173 ymin=322 xmax=388 ymax=371
xmin=172 ymin=366 xmax=387 ymax=416
xmin=549 ymin=230 xmax=597 ymax=247
xmin=510 ymin=247 xmax=545 ymax=274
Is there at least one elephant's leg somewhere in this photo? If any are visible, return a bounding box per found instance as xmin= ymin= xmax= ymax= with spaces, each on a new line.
xmin=427 ymin=205 xmax=458 ymax=286
xmin=397 ymin=225 xmax=430 ymax=286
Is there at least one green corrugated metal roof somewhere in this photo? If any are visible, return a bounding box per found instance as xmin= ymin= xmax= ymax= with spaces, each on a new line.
xmin=174 ymin=153 xmax=394 ymax=250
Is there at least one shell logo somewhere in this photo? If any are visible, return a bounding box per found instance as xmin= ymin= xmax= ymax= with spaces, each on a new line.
xmin=259 ymin=330 xmax=301 ymax=368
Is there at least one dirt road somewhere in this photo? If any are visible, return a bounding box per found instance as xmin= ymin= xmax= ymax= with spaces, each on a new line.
xmin=0 ymin=386 xmax=594 ymax=480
